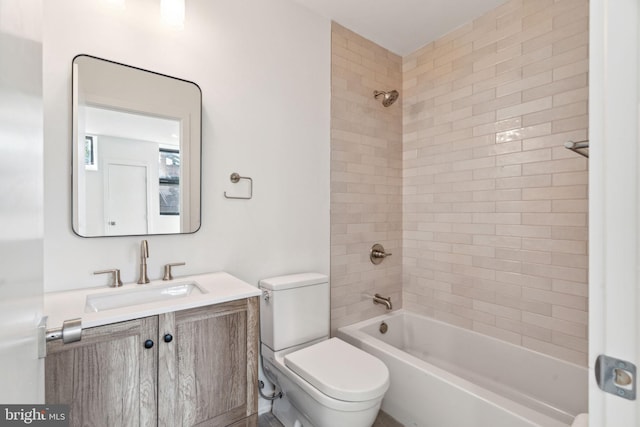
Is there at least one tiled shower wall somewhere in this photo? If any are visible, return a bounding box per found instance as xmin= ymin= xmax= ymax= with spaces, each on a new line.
xmin=330 ymin=0 xmax=589 ymax=365
xmin=330 ymin=23 xmax=403 ymax=334
xmin=403 ymin=0 xmax=589 ymax=365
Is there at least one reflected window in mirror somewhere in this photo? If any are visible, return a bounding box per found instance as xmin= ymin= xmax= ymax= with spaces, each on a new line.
xmin=84 ymin=135 xmax=98 ymax=171
xmin=159 ymin=148 xmax=180 ymax=216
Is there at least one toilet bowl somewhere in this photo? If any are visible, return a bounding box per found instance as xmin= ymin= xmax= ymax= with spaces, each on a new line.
xmin=259 ymin=273 xmax=390 ymax=427
xmin=262 ymin=338 xmax=389 ymax=427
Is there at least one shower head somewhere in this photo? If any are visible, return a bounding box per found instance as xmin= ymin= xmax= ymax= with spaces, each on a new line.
xmin=373 ymin=90 xmax=399 ymax=107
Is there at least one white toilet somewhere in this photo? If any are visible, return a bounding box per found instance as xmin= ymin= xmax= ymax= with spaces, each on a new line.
xmin=259 ymin=273 xmax=390 ymax=427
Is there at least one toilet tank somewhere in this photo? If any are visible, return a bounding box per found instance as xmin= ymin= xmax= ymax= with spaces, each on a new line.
xmin=259 ymin=273 xmax=329 ymax=352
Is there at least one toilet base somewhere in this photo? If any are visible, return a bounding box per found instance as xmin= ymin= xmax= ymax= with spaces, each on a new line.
xmin=273 ymin=394 xmax=315 ymax=427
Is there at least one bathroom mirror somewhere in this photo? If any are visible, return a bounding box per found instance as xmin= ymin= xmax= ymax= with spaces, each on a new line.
xmin=72 ymin=55 xmax=201 ymax=237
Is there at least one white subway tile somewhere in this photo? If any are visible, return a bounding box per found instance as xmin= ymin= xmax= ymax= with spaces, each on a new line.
xmin=332 ymin=1 xmax=588 ymax=364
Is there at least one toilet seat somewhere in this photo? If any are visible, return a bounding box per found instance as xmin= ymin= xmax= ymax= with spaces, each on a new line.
xmin=284 ymin=338 xmax=389 ymax=402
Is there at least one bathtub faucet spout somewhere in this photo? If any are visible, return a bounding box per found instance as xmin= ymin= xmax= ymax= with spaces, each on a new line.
xmin=373 ymin=294 xmax=392 ymax=310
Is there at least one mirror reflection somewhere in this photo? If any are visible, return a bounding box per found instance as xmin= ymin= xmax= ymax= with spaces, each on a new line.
xmin=72 ymin=55 xmax=201 ymax=237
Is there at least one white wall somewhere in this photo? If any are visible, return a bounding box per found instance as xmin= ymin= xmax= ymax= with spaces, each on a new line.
xmin=43 ymin=0 xmax=331 ymax=291
xmin=0 ymin=0 xmax=44 ymax=403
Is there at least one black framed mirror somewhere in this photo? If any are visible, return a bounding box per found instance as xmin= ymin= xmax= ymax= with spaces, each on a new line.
xmin=72 ymin=55 xmax=201 ymax=237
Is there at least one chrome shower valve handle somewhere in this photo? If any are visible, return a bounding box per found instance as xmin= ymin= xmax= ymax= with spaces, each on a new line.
xmin=370 ymin=243 xmax=392 ymax=265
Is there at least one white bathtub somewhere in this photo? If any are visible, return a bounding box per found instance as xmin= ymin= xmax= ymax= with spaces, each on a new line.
xmin=337 ymin=310 xmax=587 ymax=427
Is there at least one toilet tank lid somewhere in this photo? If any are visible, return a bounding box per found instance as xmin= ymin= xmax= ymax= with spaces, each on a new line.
xmin=259 ymin=273 xmax=328 ymax=291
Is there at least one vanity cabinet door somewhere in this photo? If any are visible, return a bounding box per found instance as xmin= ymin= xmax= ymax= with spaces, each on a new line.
xmin=45 ymin=316 xmax=158 ymax=427
xmin=158 ymin=297 xmax=259 ymax=427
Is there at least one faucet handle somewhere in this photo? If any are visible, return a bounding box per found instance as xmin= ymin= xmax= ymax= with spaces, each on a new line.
xmin=370 ymin=243 xmax=392 ymax=265
xmin=163 ymin=262 xmax=185 ymax=281
xmin=94 ymin=269 xmax=123 ymax=287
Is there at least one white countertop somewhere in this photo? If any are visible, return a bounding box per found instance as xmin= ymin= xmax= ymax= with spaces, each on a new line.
xmin=44 ymin=272 xmax=261 ymax=330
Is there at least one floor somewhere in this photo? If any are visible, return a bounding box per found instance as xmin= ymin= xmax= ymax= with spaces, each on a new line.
xmin=258 ymin=410 xmax=403 ymax=427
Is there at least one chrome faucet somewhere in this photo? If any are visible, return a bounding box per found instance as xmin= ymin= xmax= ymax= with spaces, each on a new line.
xmin=137 ymin=240 xmax=150 ymax=284
xmin=373 ymin=293 xmax=392 ymax=310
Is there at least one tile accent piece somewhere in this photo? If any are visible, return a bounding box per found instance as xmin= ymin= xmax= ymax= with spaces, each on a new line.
xmin=402 ymin=0 xmax=589 ymax=365
xmin=331 ymin=23 xmax=403 ymax=334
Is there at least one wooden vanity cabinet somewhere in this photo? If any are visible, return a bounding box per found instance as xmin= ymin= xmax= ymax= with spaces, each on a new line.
xmin=45 ymin=297 xmax=259 ymax=427
xmin=158 ymin=298 xmax=259 ymax=426
xmin=45 ymin=316 xmax=158 ymax=426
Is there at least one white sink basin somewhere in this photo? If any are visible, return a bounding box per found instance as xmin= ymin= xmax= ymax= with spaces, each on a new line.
xmin=85 ymin=282 xmax=207 ymax=313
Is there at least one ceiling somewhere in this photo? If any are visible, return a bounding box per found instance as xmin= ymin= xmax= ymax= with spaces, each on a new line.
xmin=86 ymin=106 xmax=180 ymax=147
xmin=291 ymin=0 xmax=508 ymax=56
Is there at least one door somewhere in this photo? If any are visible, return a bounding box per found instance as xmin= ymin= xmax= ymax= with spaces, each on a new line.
xmin=589 ymin=0 xmax=640 ymax=425
xmin=105 ymin=161 xmax=149 ymax=235
xmin=45 ymin=317 xmax=158 ymax=427
xmin=158 ymin=298 xmax=259 ymax=426
xmin=0 ymin=0 xmax=45 ymax=404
